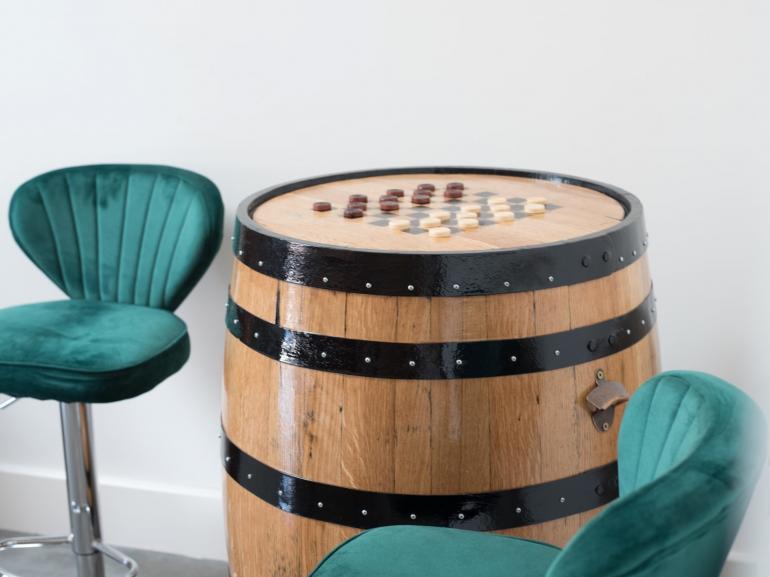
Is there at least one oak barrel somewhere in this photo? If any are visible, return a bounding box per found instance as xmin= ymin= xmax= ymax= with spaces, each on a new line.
xmin=223 ymin=167 xmax=660 ymax=577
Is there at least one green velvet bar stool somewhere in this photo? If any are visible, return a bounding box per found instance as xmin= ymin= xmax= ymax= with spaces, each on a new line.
xmin=0 ymin=164 xmax=223 ymax=577
xmin=309 ymin=371 xmax=767 ymax=577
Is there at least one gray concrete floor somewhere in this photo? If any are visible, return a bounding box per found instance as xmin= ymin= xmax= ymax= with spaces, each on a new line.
xmin=0 ymin=530 xmax=228 ymax=577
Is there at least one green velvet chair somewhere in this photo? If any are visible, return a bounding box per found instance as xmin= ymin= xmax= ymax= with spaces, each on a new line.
xmin=309 ymin=371 xmax=767 ymax=577
xmin=0 ymin=164 xmax=223 ymax=577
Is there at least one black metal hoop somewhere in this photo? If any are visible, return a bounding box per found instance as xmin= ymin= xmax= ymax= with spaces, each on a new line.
xmin=225 ymin=289 xmax=656 ymax=380
xmin=223 ymin=433 xmax=618 ymax=531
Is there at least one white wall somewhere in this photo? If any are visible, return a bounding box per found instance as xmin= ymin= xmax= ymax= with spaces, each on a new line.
xmin=0 ymin=0 xmax=767 ymax=566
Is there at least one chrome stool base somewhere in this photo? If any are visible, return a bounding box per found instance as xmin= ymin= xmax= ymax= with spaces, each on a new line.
xmin=0 ymin=403 xmax=139 ymax=577
xmin=0 ymin=535 xmax=138 ymax=577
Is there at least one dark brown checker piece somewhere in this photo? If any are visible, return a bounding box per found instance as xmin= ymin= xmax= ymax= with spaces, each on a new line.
xmin=379 ymin=201 xmax=400 ymax=212
xmin=343 ymin=207 xmax=364 ymax=218
xmin=444 ymin=189 xmax=463 ymax=199
xmin=348 ymin=201 xmax=367 ymax=211
xmin=446 ymin=182 xmax=465 ymax=190
xmin=348 ymin=194 xmax=368 ymax=203
xmin=386 ymin=188 xmax=405 ymax=197
xmin=379 ymin=194 xmax=398 ymax=202
xmin=411 ymin=195 xmax=431 ymax=205
xmin=416 ymin=183 xmax=436 ymax=192
xmin=312 ymin=201 xmax=332 ymax=212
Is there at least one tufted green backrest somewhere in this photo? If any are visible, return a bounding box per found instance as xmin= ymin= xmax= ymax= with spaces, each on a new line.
xmin=547 ymin=371 xmax=766 ymax=577
xmin=10 ymin=164 xmax=223 ymax=311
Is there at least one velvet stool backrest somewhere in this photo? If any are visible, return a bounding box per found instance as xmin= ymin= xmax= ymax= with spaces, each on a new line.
xmin=546 ymin=371 xmax=767 ymax=577
xmin=9 ymin=164 xmax=223 ymax=311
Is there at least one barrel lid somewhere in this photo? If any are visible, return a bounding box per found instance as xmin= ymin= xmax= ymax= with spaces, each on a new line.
xmin=234 ymin=167 xmax=647 ymax=296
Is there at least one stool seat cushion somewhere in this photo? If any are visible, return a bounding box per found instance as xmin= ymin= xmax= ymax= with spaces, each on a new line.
xmin=309 ymin=526 xmax=560 ymax=577
xmin=0 ymin=299 xmax=189 ymax=403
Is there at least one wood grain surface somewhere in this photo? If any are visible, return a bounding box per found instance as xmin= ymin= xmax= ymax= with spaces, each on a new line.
xmin=223 ymin=251 xmax=660 ymax=577
xmin=229 ymin=256 xmax=651 ymax=341
xmin=250 ymin=173 xmax=625 ymax=253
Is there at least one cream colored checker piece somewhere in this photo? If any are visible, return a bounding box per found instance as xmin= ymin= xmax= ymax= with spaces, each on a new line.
xmin=388 ymin=218 xmax=411 ymax=231
xmin=420 ymin=217 xmax=442 ymax=229
xmin=458 ymin=210 xmax=477 ymax=220
xmin=488 ymin=197 xmax=507 ymax=205
xmin=491 ymin=203 xmax=512 ymax=213
xmin=462 ymin=203 xmax=481 ymax=213
xmin=428 ymin=226 xmax=451 ymax=238
xmin=494 ymin=211 xmax=515 ymax=222
xmin=429 ymin=210 xmax=451 ymax=222
xmin=458 ymin=218 xmax=479 ymax=230
xmin=527 ymin=196 xmax=547 ymax=205
xmin=525 ymin=203 xmax=546 ymax=214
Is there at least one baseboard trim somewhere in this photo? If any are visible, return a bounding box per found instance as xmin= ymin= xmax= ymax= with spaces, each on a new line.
xmin=0 ymin=464 xmax=226 ymax=560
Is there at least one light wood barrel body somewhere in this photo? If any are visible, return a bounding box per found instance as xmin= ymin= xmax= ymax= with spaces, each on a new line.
xmin=223 ymin=168 xmax=660 ymax=577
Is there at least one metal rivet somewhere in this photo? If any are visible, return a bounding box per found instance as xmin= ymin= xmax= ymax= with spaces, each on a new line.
xmin=643 ymin=240 xmax=648 ymax=246
xmin=254 ymin=332 xmax=259 ymax=338
xmin=364 ymin=357 xmax=372 ymax=364
xmin=587 ymin=339 xmax=598 ymax=352
xmin=238 ymin=250 xmax=243 ymax=256
xmin=258 ymin=260 xmax=264 ymax=267
xmin=626 ymin=329 xmax=631 ymax=335
xmin=458 ymin=513 xmax=465 ymax=520
xmin=515 ymin=507 xmax=522 ymax=514
xmin=225 ymin=456 xmax=231 ymax=463
xmin=278 ymin=489 xmax=283 ymax=496
xmin=322 ymin=277 xmax=329 ymax=283
xmin=225 ymin=302 xmax=229 ymax=307
xmin=641 ymin=319 xmax=646 ymax=326
xmin=602 ymin=251 xmax=611 ymax=262
xmin=602 ymin=422 xmax=610 ymax=431
xmin=510 ymin=355 xmax=517 ymax=362
xmin=409 ymin=360 xmax=416 ymax=367
xmin=321 ymin=352 xmax=327 ymax=358
xmin=407 ymin=285 xmax=415 ymax=292
xmin=233 ymin=318 xmax=239 ymax=325
xmin=361 ymin=509 xmax=368 ymax=516
xmin=548 ymin=275 xmax=555 ymax=283
xmin=247 ymin=473 xmax=253 ymax=479
xmin=632 ymin=250 xmax=638 ymax=256
xmin=560 ymin=497 xmax=566 ymax=503
xmin=504 ymin=281 xmax=510 ymax=288
xmin=554 ymin=350 xmax=560 ymax=357
xmin=317 ymin=502 xmax=324 ymax=509
xmin=651 ymin=307 xmax=656 ymax=314
xmin=619 ymin=256 xmax=625 ymax=263
xmin=456 ymin=359 xmax=463 ymax=366
xmin=581 ymin=255 xmax=591 ymax=268
xmin=365 ymin=282 xmax=372 ymax=289
xmin=410 ymin=513 xmax=417 ymax=520
xmin=595 ymin=484 xmax=606 ymax=496
xmin=453 ymin=283 xmax=460 ymax=290
xmin=230 ymin=236 xmax=235 ymax=241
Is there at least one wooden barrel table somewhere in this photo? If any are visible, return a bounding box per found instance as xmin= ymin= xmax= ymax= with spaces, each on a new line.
xmin=223 ymin=167 xmax=660 ymax=577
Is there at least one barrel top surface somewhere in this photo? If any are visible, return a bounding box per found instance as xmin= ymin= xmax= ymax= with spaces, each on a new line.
xmin=235 ymin=168 xmax=646 ymax=296
xmin=250 ymin=171 xmax=626 ymax=253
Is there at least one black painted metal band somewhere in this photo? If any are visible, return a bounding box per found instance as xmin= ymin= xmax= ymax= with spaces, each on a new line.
xmin=222 ymin=432 xmax=618 ymax=530
xmin=225 ymin=290 xmax=656 ymax=380
xmin=234 ymin=166 xmax=648 ymax=297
